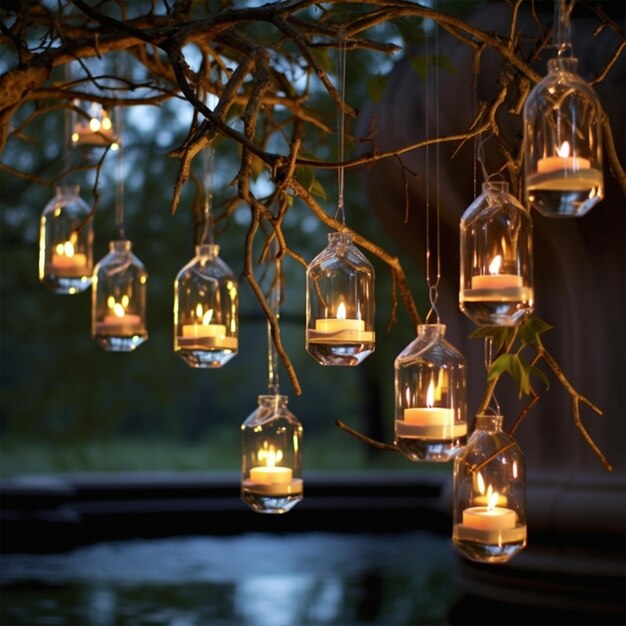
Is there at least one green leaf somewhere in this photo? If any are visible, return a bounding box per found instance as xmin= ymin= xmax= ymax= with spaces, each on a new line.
xmin=530 ymin=365 xmax=550 ymax=391
xmin=487 ymin=353 xmax=531 ymax=397
xmin=367 ymin=73 xmax=387 ymax=103
xmin=519 ymin=315 xmax=553 ymax=347
xmin=309 ymin=177 xmax=327 ymax=201
xmin=434 ymin=54 xmax=456 ymax=74
xmin=409 ymin=55 xmax=429 ymax=80
xmin=469 ymin=326 xmax=514 ymax=352
xmin=294 ymin=166 xmax=314 ymax=190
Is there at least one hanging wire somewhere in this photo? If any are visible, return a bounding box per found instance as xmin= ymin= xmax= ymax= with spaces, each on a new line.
xmin=266 ymin=239 xmax=281 ymax=396
xmin=114 ymin=106 xmax=126 ymax=240
xmin=483 ymin=335 xmax=501 ymax=414
xmin=334 ymin=26 xmax=347 ymax=225
xmin=199 ymin=145 xmax=215 ymax=246
xmin=424 ymin=11 xmax=441 ymax=324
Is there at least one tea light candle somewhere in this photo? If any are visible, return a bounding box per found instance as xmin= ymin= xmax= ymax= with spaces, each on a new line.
xmin=249 ymin=466 xmax=293 ymax=485
xmin=181 ymin=323 xmax=227 ymax=339
xmin=462 ymin=506 xmax=516 ymax=531
xmin=403 ymin=406 xmax=454 ymax=427
xmin=470 ymin=274 xmax=523 ymax=290
xmin=95 ymin=314 xmax=143 ymax=336
xmin=537 ymin=155 xmax=591 ymax=173
xmin=50 ymin=252 xmax=88 ymax=275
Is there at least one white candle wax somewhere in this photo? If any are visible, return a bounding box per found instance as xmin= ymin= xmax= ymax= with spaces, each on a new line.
xmin=537 ymin=155 xmax=591 ymax=173
xmin=462 ymin=506 xmax=516 ymax=531
xmin=95 ymin=314 xmax=143 ymax=336
xmin=249 ymin=466 xmax=293 ymax=485
xmin=50 ymin=252 xmax=88 ymax=274
xmin=471 ymin=274 xmax=523 ymax=290
xmin=181 ymin=323 xmax=227 ymax=339
xmin=403 ymin=407 xmax=454 ymax=427
xmin=315 ymin=318 xmax=365 ymax=333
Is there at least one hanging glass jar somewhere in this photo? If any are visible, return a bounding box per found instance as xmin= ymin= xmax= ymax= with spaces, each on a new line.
xmin=459 ymin=181 xmax=534 ymax=327
xmin=38 ymin=185 xmax=93 ymax=295
xmin=306 ymin=232 xmax=375 ymax=366
xmin=173 ymin=243 xmax=238 ymax=368
xmin=394 ymin=324 xmax=467 ymax=462
xmin=523 ymin=56 xmax=604 ymax=217
xmin=91 ymin=240 xmax=148 ymax=352
xmin=241 ymin=394 xmax=303 ymax=514
xmin=452 ymin=413 xmax=527 ymax=564
xmin=67 ymin=57 xmax=120 ymax=153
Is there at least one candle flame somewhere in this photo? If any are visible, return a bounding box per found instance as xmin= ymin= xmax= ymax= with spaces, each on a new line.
xmin=257 ymin=443 xmax=283 ymax=467
xmin=89 ymin=117 xmax=101 ymax=132
xmin=557 ymin=141 xmax=570 ymax=158
xmin=55 ymin=241 xmax=76 ymax=257
xmin=202 ymin=309 xmax=213 ymax=325
xmin=336 ymin=301 xmax=346 ymax=320
xmin=426 ymin=380 xmax=435 ymax=408
xmin=488 ymin=255 xmax=502 ymax=275
xmin=476 ymin=471 xmax=486 ymax=495
xmin=487 ymin=490 xmax=500 ymax=511
xmin=108 ymin=296 xmax=129 ymax=319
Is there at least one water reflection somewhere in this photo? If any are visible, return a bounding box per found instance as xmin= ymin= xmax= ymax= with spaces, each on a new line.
xmin=1 ymin=531 xmax=459 ymax=625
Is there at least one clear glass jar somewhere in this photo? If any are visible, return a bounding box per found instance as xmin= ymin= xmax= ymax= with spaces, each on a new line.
xmin=38 ymin=185 xmax=93 ymax=294
xmin=459 ymin=181 xmax=534 ymax=326
xmin=306 ymin=232 xmax=375 ymax=366
xmin=70 ymin=100 xmax=118 ymax=150
xmin=173 ymin=244 xmax=238 ymax=368
xmin=452 ymin=414 xmax=527 ymax=563
xmin=523 ymin=56 xmax=604 ymax=217
xmin=241 ymin=394 xmax=303 ymax=514
xmin=394 ymin=324 xmax=467 ymax=462
xmin=91 ymin=240 xmax=148 ymax=352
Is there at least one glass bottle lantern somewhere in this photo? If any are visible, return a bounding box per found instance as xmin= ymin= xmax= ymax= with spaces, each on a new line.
xmin=174 ymin=243 xmax=238 ymax=368
xmin=394 ymin=324 xmax=467 ymax=462
xmin=306 ymin=232 xmax=375 ymax=366
xmin=70 ymin=101 xmax=118 ymax=150
xmin=92 ymin=240 xmax=148 ymax=352
xmin=523 ymin=56 xmax=604 ymax=217
xmin=452 ymin=413 xmax=527 ymax=564
xmin=459 ymin=181 xmax=534 ymax=326
xmin=241 ymin=394 xmax=303 ymax=514
xmin=38 ymin=185 xmax=93 ymax=295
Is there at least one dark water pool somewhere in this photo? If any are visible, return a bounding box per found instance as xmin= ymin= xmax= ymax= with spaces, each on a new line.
xmin=0 ymin=531 xmax=460 ymax=625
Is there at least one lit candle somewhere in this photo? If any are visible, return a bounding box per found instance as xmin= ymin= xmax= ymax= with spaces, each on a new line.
xmin=71 ymin=110 xmax=115 ymax=146
xmin=49 ymin=241 xmax=88 ymax=276
xmin=536 ymin=141 xmax=591 ymax=173
xmin=94 ymin=295 xmax=144 ymax=335
xmin=181 ymin=323 xmax=227 ymax=339
xmin=244 ymin=445 xmax=302 ymax=496
xmin=308 ymin=302 xmax=374 ymax=344
xmin=462 ymin=505 xmax=516 ymax=531
xmin=177 ymin=306 xmax=237 ymax=349
xmin=470 ymin=255 xmax=522 ymax=290
xmin=453 ymin=491 xmax=527 ymax=545
xmin=396 ymin=380 xmax=467 ymax=439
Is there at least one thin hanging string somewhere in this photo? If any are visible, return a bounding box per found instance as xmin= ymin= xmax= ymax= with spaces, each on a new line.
xmin=334 ymin=27 xmax=347 ymax=225
xmin=199 ymin=145 xmax=215 ymax=246
xmin=424 ymin=12 xmax=441 ymax=324
xmin=483 ymin=335 xmax=501 ymax=414
xmin=554 ymin=0 xmax=573 ymax=57
xmin=266 ymin=240 xmax=281 ymax=396
xmin=114 ymin=107 xmax=126 ymax=240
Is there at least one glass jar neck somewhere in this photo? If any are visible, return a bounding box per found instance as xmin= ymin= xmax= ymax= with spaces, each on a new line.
xmin=109 ymin=240 xmax=132 ymax=253
xmin=328 ymin=232 xmax=352 ymax=247
xmin=481 ymin=181 xmax=509 ymax=195
xmin=196 ymin=243 xmax=219 ymax=257
xmin=548 ymin=56 xmax=578 ymax=75
xmin=56 ymin=185 xmax=80 ymax=199
xmin=417 ymin=323 xmax=446 ymax=338
xmin=475 ymin=414 xmax=504 ymax=432
xmin=258 ymin=394 xmax=288 ymax=406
